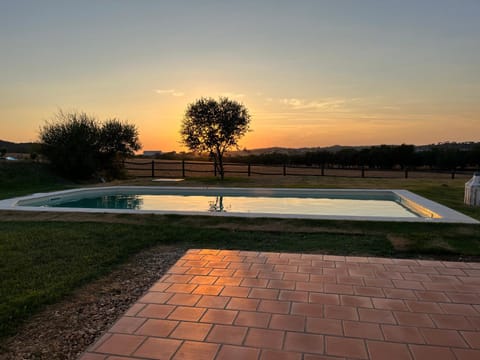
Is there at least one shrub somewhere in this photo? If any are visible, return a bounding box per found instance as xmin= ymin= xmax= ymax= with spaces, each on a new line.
xmin=39 ymin=111 xmax=141 ymax=180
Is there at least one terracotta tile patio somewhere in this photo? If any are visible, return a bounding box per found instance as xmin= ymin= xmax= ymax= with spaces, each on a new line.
xmin=80 ymin=249 xmax=480 ymax=360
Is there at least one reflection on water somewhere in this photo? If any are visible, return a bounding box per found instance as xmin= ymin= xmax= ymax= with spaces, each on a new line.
xmin=208 ymin=196 xmax=228 ymax=212
xmin=59 ymin=194 xmax=234 ymax=213
xmin=58 ymin=195 xmax=144 ymax=210
xmin=50 ymin=193 xmax=419 ymax=218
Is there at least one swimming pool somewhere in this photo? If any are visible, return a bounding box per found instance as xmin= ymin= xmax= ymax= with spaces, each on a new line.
xmin=0 ymin=186 xmax=477 ymax=223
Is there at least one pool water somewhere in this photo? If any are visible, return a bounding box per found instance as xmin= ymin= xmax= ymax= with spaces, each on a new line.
xmin=4 ymin=186 xmax=478 ymax=223
xmin=44 ymin=193 xmax=419 ymax=218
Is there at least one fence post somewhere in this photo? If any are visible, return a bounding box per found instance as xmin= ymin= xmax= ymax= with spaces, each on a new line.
xmin=405 ymin=168 xmax=408 ymax=179
xmin=283 ymin=164 xmax=287 ymax=176
xmin=182 ymin=160 xmax=185 ymax=178
xmin=214 ymin=161 xmax=217 ymax=177
xmin=151 ymin=160 xmax=155 ymax=178
xmin=247 ymin=163 xmax=251 ymax=177
xmin=321 ymin=164 xmax=325 ymax=176
xmin=361 ymin=166 xmax=365 ymax=178
xmin=451 ymin=170 xmax=455 ymax=179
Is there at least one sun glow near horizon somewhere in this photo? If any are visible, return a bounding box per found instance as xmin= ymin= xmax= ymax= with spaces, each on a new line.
xmin=1 ymin=1 xmax=479 ymax=150
xmin=137 ymin=88 xmax=480 ymax=152
xmin=2 ymin=88 xmax=478 ymax=153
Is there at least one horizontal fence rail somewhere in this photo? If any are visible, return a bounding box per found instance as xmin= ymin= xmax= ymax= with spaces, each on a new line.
xmin=123 ymin=159 xmax=477 ymax=180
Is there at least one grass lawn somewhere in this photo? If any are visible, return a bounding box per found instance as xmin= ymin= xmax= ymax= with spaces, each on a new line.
xmin=0 ymin=161 xmax=73 ymax=199
xmin=0 ymin=161 xmax=479 ymax=339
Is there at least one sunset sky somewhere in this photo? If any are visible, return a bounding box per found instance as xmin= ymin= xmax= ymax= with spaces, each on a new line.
xmin=1 ymin=0 xmax=479 ymax=152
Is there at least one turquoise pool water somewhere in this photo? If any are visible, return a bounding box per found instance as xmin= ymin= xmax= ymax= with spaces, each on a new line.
xmin=4 ymin=187 xmax=477 ymax=223
xmin=33 ymin=192 xmax=419 ymax=218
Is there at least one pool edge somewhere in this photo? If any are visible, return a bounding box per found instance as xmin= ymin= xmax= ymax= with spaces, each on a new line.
xmin=0 ymin=186 xmax=478 ymax=224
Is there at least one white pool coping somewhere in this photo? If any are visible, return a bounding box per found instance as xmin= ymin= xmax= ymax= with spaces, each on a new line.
xmin=0 ymin=186 xmax=477 ymax=224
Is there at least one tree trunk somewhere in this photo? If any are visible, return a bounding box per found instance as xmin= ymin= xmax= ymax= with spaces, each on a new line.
xmin=218 ymin=155 xmax=224 ymax=180
xmin=216 ymin=149 xmax=224 ymax=180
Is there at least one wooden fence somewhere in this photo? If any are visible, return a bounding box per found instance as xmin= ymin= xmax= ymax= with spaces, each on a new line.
xmin=123 ymin=159 xmax=475 ymax=180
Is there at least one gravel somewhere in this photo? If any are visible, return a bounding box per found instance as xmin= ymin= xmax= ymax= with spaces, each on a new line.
xmin=0 ymin=245 xmax=185 ymax=360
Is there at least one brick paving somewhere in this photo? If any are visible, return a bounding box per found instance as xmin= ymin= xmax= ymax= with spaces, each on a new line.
xmin=80 ymin=249 xmax=480 ymax=360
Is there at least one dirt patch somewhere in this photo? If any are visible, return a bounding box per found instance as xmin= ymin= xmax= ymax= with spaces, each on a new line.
xmin=0 ymin=245 xmax=185 ymax=360
xmin=454 ymin=225 xmax=479 ymax=236
xmin=387 ymin=235 xmax=412 ymax=251
xmin=429 ymin=239 xmax=457 ymax=252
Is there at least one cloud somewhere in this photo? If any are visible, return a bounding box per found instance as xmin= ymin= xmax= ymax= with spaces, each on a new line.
xmin=280 ymin=97 xmax=348 ymax=111
xmin=155 ymin=89 xmax=184 ymax=97
xmin=220 ymin=92 xmax=245 ymax=99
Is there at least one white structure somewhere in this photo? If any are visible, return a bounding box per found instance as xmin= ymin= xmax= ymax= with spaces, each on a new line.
xmin=465 ymin=172 xmax=480 ymax=206
xmin=143 ymin=150 xmax=162 ymax=156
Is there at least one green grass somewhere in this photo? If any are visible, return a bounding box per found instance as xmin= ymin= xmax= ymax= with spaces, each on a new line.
xmin=0 ymin=161 xmax=73 ymax=199
xmin=1 ymin=214 xmax=479 ymax=339
xmin=0 ymin=163 xmax=479 ymax=340
xmin=0 ymin=218 xmax=393 ymax=338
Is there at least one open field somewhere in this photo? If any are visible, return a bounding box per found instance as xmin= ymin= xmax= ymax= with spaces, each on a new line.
xmin=0 ymin=161 xmax=73 ymax=199
xmin=124 ymin=158 xmax=473 ymax=180
xmin=0 ymin=161 xmax=479 ymax=350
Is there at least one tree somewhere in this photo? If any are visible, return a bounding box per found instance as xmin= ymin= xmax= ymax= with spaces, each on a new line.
xmin=393 ymin=144 xmax=415 ymax=169
xmin=39 ymin=110 xmax=141 ymax=180
xmin=468 ymin=144 xmax=480 ymax=167
xmin=40 ymin=111 xmax=100 ymax=179
xmin=180 ymin=97 xmax=251 ymax=179
xmin=99 ymin=119 xmax=141 ymax=177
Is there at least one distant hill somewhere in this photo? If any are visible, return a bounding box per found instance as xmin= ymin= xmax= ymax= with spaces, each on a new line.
xmin=228 ymin=145 xmax=380 ymax=156
xmin=0 ymin=140 xmax=40 ymax=154
xmin=228 ymin=142 xmax=480 ymax=156
xmin=5 ymin=139 xmax=478 ymax=156
xmin=415 ymin=141 xmax=479 ymax=152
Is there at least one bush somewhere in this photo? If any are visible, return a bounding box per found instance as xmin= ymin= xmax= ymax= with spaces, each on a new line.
xmin=39 ymin=111 xmax=141 ymax=180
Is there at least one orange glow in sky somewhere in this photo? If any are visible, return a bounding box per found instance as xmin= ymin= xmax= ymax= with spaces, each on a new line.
xmin=1 ymin=1 xmax=479 ymax=151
